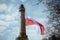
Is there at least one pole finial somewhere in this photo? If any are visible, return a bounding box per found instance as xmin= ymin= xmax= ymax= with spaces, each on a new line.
xmin=20 ymin=4 xmax=24 ymax=8
xmin=19 ymin=4 xmax=25 ymax=12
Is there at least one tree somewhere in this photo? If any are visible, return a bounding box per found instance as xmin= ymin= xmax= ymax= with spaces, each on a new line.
xmin=44 ymin=0 xmax=60 ymax=40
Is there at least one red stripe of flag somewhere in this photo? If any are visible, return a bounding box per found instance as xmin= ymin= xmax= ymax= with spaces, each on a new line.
xmin=25 ymin=18 xmax=44 ymax=35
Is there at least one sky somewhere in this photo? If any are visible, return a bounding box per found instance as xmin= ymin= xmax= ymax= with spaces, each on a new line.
xmin=0 ymin=0 xmax=50 ymax=40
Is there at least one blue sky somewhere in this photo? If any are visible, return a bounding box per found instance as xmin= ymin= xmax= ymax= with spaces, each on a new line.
xmin=0 ymin=0 xmax=51 ymax=40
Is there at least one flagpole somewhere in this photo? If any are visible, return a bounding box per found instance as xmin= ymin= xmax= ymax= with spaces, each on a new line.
xmin=16 ymin=4 xmax=28 ymax=40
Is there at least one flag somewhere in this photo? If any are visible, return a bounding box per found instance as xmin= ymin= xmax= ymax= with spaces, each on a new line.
xmin=25 ymin=17 xmax=44 ymax=35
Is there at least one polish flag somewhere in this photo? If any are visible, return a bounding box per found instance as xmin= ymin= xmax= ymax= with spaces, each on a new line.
xmin=25 ymin=17 xmax=44 ymax=35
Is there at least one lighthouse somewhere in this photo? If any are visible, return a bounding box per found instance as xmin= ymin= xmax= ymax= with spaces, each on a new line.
xmin=16 ymin=4 xmax=28 ymax=40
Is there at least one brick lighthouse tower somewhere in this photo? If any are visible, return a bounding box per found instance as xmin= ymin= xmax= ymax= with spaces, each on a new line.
xmin=16 ymin=4 xmax=28 ymax=40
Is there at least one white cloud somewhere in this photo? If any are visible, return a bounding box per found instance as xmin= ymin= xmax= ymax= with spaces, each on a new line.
xmin=20 ymin=0 xmax=27 ymax=2
xmin=7 ymin=4 xmax=14 ymax=13
xmin=0 ymin=11 xmax=19 ymax=21
xmin=26 ymin=25 xmax=43 ymax=40
xmin=11 ymin=0 xmax=16 ymax=3
xmin=0 ymin=20 xmax=9 ymax=26
xmin=0 ymin=20 xmax=10 ymax=33
xmin=5 ymin=14 xmax=19 ymax=21
xmin=0 ymin=26 xmax=7 ymax=33
xmin=0 ymin=0 xmax=6 ymax=3
xmin=0 ymin=4 xmax=7 ymax=12
xmin=5 ymin=15 xmax=15 ymax=21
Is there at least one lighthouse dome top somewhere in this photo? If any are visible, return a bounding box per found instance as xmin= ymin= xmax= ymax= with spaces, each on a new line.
xmin=19 ymin=4 xmax=25 ymax=12
xmin=20 ymin=4 xmax=25 ymax=8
